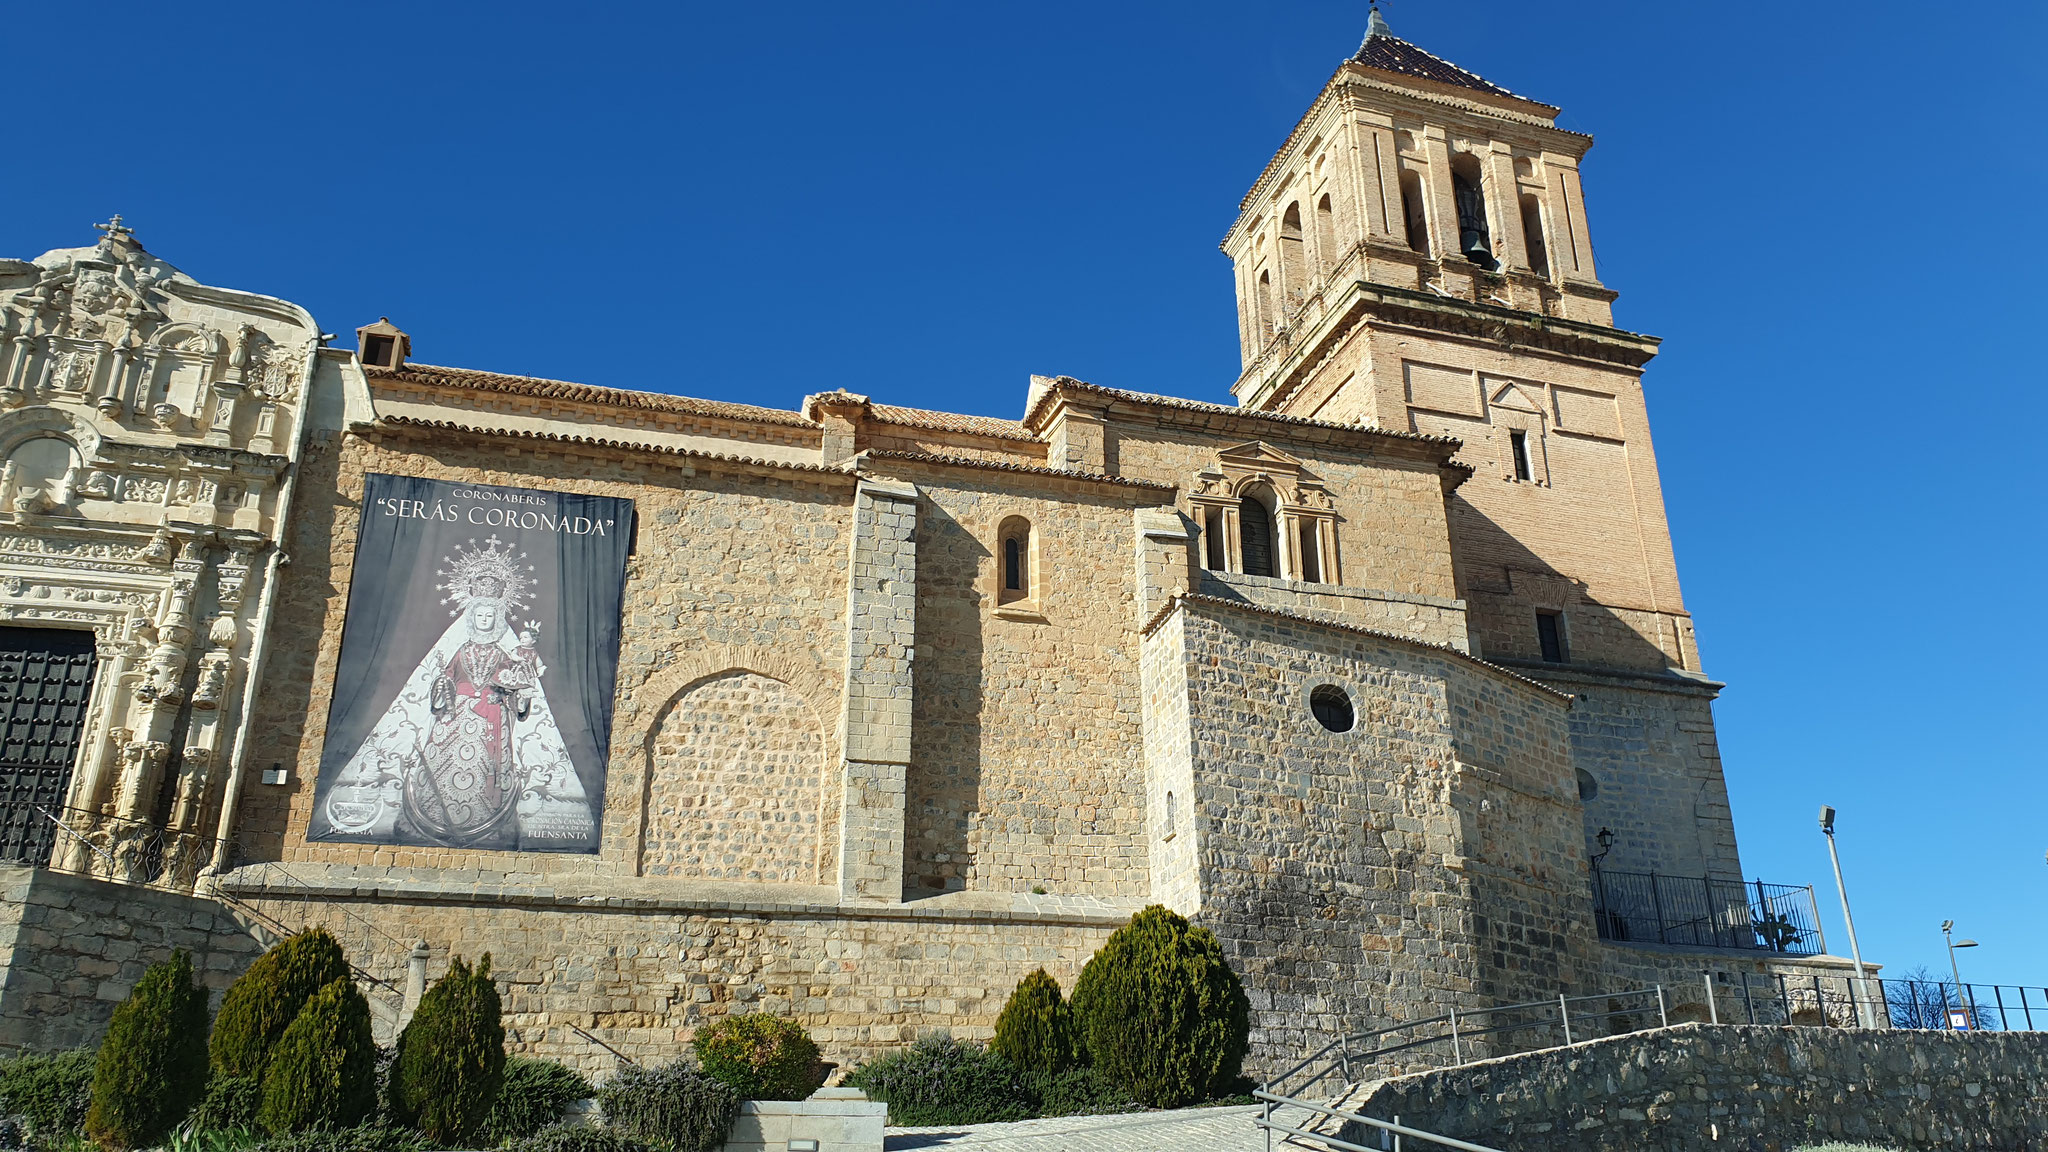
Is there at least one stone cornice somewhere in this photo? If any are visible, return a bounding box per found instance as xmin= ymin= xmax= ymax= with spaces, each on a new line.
xmin=1238 ymin=280 xmax=1661 ymax=412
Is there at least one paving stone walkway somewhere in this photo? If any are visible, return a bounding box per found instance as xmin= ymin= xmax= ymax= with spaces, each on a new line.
xmin=885 ymin=1105 xmax=1268 ymax=1150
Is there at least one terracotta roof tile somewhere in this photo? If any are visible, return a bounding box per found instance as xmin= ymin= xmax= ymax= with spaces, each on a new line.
xmin=858 ymin=449 xmax=1176 ymax=491
xmin=1352 ymin=28 xmax=1523 ymax=101
xmin=1022 ymin=377 xmax=1463 ymax=453
xmin=369 ymin=363 xmax=819 ymax=429
xmin=372 ymin=415 xmax=844 ymax=475
xmin=868 ymin=404 xmax=1039 ymax=442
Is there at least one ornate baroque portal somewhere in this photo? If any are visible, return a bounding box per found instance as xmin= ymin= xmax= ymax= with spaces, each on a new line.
xmin=0 ymin=220 xmax=328 ymax=888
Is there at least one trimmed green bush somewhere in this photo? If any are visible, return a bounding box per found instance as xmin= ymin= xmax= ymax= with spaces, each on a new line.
xmin=257 ymin=978 xmax=377 ymax=1136
xmin=0 ymin=1049 xmax=96 ymax=1137
xmin=1022 ymin=1066 xmax=1137 ymax=1118
xmin=387 ymin=955 xmax=505 ymax=1145
xmin=212 ymin=930 xmax=352 ymax=1083
xmin=506 ymin=1124 xmax=652 ymax=1152
xmin=479 ymin=1058 xmax=593 ymax=1143
xmin=690 ymin=1016 xmax=820 ymax=1102
xmin=840 ymin=1035 xmax=1032 ymax=1126
xmin=85 ymin=950 xmax=211 ymax=1150
xmin=595 ymin=1063 xmax=737 ymax=1152
xmin=989 ymin=969 xmax=1073 ymax=1078
xmin=1067 ymin=905 xmax=1250 ymax=1109
xmin=189 ymin=1075 xmax=262 ymax=1132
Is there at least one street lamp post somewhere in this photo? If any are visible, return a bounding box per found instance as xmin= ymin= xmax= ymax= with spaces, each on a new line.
xmin=1942 ymin=920 xmax=1980 ymax=1028
xmin=1819 ymin=806 xmax=1878 ymax=1028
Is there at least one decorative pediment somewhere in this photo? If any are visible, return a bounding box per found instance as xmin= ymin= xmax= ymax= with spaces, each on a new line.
xmin=1214 ymin=440 xmax=1310 ymax=473
xmin=1488 ymin=381 xmax=1546 ymax=415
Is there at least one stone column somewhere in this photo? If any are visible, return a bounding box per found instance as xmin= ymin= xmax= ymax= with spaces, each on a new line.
xmin=835 ymin=479 xmax=919 ymax=904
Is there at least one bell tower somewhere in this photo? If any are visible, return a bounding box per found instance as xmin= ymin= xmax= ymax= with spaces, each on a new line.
xmin=1225 ymin=10 xmax=1744 ymax=881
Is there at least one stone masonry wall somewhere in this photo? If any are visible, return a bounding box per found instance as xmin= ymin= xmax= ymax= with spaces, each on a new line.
xmin=1533 ymin=667 xmax=1744 ymax=881
xmin=1350 ymin=1023 xmax=2048 ymax=1152
xmin=0 ymin=866 xmax=265 ymax=1053
xmin=644 ymin=671 xmax=828 ymax=885
xmin=879 ymin=461 xmax=1158 ymax=899
xmin=1155 ymin=597 xmax=1588 ymax=1071
xmin=233 ymin=887 xmax=1118 ymax=1074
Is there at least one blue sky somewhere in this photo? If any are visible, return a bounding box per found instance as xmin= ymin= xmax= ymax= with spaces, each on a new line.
xmin=5 ymin=1 xmax=2042 ymax=988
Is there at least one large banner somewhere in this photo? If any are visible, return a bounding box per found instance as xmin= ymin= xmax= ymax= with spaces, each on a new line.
xmin=309 ymin=474 xmax=634 ymax=854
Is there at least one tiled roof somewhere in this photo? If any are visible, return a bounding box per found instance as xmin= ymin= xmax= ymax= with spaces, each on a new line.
xmin=858 ymin=450 xmax=1176 ymax=492
xmin=372 ymin=415 xmax=844 ymax=475
xmin=369 ymin=363 xmax=819 ymax=429
xmin=1352 ymin=28 xmax=1522 ymax=101
xmin=868 ymin=404 xmax=1039 ymax=442
xmin=1022 ymin=376 xmax=1463 ymax=453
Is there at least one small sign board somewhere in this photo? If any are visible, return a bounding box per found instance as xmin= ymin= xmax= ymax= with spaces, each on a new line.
xmin=1947 ymin=1008 xmax=1973 ymax=1030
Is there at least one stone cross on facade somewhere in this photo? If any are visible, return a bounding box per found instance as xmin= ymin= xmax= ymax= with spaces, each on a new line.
xmin=94 ymin=215 xmax=134 ymax=245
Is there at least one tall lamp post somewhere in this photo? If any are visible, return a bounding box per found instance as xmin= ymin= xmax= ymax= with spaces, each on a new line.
xmin=1941 ymin=920 xmax=1979 ymax=1028
xmin=1819 ymin=805 xmax=1878 ymax=1028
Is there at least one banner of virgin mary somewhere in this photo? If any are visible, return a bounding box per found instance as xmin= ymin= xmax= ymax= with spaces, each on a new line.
xmin=308 ymin=474 xmax=633 ymax=854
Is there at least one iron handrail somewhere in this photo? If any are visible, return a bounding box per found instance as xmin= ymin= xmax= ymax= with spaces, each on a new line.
xmin=1254 ymin=1089 xmax=1507 ymax=1152
xmin=1263 ymin=985 xmax=1668 ymax=1097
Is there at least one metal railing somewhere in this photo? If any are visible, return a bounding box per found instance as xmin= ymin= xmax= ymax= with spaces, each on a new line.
xmin=5 ymin=801 xmax=408 ymax=1020
xmin=1255 ymin=986 xmax=1673 ymax=1152
xmin=1592 ymin=868 xmax=1824 ymax=955
xmin=1692 ymin=968 xmax=2048 ymax=1033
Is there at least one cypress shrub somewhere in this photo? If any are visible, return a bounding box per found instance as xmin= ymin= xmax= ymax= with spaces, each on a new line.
xmin=989 ymin=969 xmax=1073 ymax=1078
xmin=212 ymin=929 xmax=352 ymax=1082
xmin=479 ymin=1057 xmax=593 ymax=1143
xmin=85 ymin=951 xmax=211 ymax=1150
xmin=386 ymin=955 xmax=505 ymax=1145
xmin=0 ymin=1049 xmax=96 ymax=1138
xmin=189 ymin=1074 xmax=262 ymax=1131
xmin=839 ymin=1035 xmax=1031 ymax=1126
xmin=1067 ymin=905 xmax=1250 ymax=1109
xmin=594 ymin=1063 xmax=738 ymax=1152
xmin=257 ymin=978 xmax=378 ymax=1135
xmin=689 ymin=1016 xmax=820 ymax=1102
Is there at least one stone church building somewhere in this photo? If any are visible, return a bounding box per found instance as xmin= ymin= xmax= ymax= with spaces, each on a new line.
xmin=0 ymin=15 xmax=1853 ymax=1069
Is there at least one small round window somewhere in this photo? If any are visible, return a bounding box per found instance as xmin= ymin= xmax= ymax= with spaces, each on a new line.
xmin=1310 ymin=684 xmax=1355 ymax=733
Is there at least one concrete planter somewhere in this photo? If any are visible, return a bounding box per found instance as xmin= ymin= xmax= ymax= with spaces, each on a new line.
xmin=722 ymin=1087 xmax=885 ymax=1152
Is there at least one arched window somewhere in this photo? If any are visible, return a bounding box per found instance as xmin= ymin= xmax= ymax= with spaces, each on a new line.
xmin=1278 ymin=203 xmax=1305 ymax=305
xmin=1451 ymin=154 xmax=1496 ymax=270
xmin=997 ymin=515 xmax=1033 ymax=606
xmin=1520 ymin=193 xmax=1551 ymax=279
xmin=1238 ymin=487 xmax=1277 ymax=578
xmin=1315 ymin=194 xmax=1337 ymax=270
xmin=1398 ymin=169 xmax=1430 ymax=255
xmin=1256 ymin=270 xmax=1274 ymax=340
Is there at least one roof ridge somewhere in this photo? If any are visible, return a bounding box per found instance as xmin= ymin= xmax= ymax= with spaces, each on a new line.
xmin=370 ymin=362 xmax=819 ymax=429
xmin=1021 ymin=377 xmax=1463 ymax=453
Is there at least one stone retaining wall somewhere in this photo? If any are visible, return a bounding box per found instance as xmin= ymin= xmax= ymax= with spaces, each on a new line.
xmin=1347 ymin=1022 xmax=2048 ymax=1151
xmin=0 ymin=865 xmax=265 ymax=1052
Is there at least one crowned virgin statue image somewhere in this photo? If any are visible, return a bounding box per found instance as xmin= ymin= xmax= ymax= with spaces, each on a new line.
xmin=320 ymin=537 xmax=598 ymax=850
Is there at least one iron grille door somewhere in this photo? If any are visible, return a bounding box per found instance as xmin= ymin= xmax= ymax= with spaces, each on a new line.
xmin=0 ymin=627 xmax=98 ymax=865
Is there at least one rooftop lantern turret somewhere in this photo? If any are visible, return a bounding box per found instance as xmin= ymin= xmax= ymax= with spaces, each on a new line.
xmin=356 ymin=317 xmax=410 ymax=370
